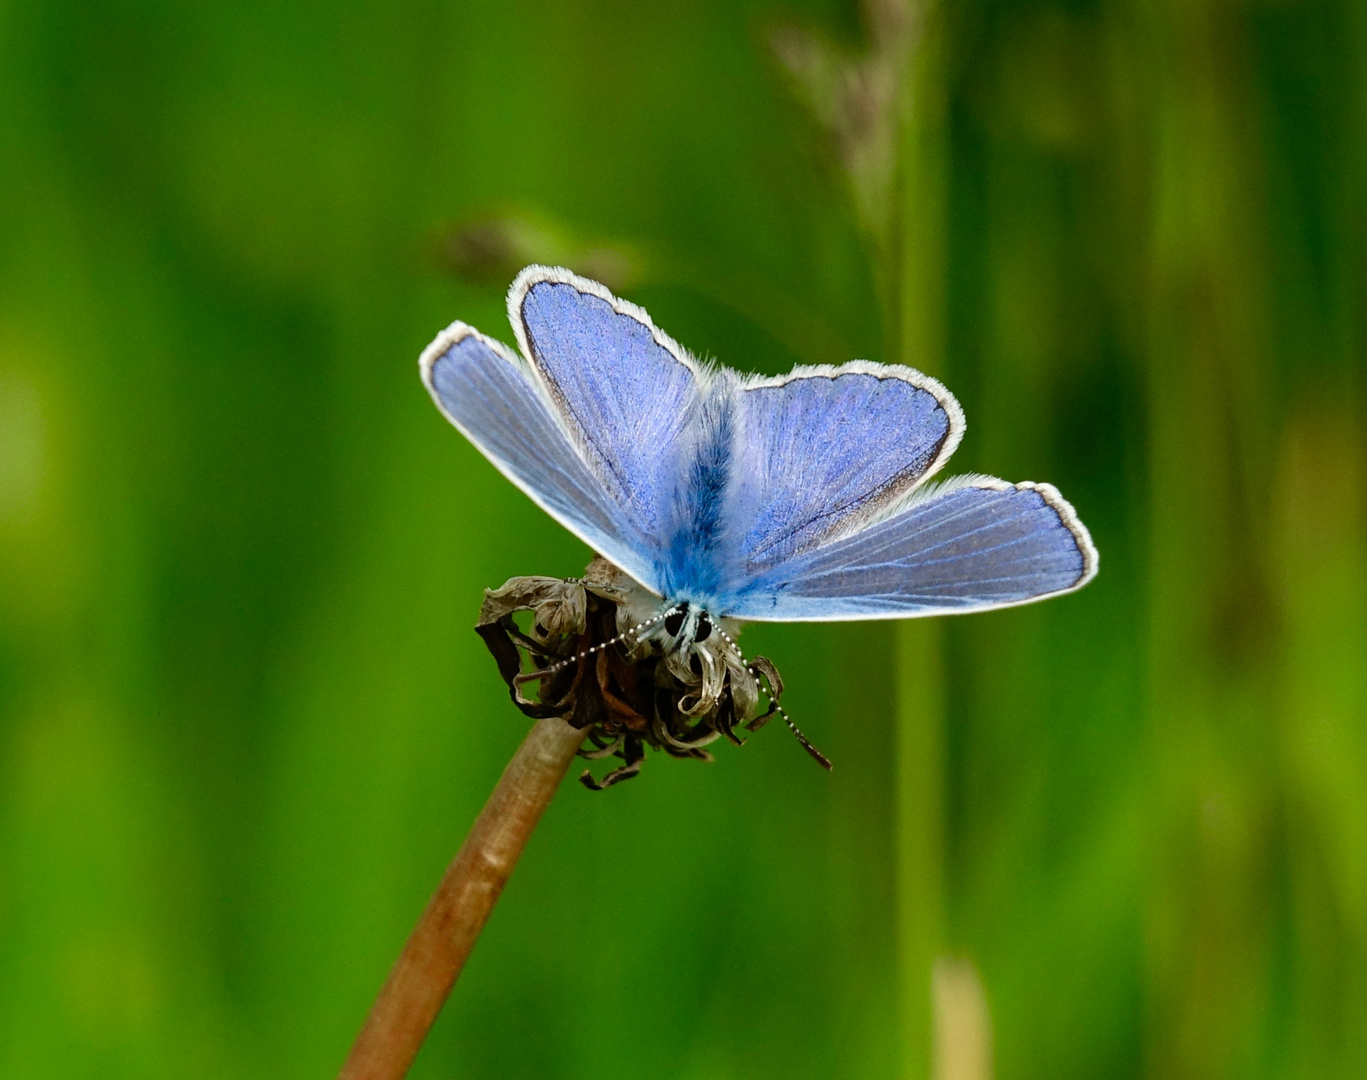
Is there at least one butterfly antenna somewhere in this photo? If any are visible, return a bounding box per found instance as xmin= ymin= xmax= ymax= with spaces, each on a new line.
xmin=540 ymin=605 xmax=683 ymax=675
xmin=711 ymin=625 xmax=833 ymax=772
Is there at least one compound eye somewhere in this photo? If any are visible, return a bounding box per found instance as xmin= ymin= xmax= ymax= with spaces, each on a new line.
xmin=664 ymin=607 xmax=686 ymax=637
xmin=695 ymin=613 xmax=713 ymax=642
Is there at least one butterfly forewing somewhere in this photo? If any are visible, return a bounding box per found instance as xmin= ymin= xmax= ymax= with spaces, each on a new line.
xmin=727 ymin=478 xmax=1097 ymax=621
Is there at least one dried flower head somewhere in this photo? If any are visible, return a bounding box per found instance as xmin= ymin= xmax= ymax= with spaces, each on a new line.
xmin=476 ymin=556 xmax=799 ymax=789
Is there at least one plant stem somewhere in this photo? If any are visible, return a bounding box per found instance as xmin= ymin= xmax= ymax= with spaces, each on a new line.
xmin=338 ymin=717 xmax=588 ymax=1080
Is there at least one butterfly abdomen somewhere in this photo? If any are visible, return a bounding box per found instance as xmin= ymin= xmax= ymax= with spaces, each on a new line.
xmin=656 ymin=378 xmax=738 ymax=609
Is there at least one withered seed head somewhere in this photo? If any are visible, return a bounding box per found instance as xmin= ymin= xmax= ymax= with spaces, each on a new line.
xmin=475 ymin=557 xmax=785 ymax=789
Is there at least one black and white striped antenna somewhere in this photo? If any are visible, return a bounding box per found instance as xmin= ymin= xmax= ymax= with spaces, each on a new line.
xmin=709 ymin=622 xmax=833 ymax=771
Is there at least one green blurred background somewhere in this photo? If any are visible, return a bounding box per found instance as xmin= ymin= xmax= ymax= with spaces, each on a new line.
xmin=2 ymin=0 xmax=1364 ymax=1076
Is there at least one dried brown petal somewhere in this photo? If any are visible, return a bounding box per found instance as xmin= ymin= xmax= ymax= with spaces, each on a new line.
xmin=474 ymin=559 xmax=787 ymax=787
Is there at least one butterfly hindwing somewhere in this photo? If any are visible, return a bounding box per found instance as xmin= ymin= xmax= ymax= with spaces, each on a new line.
xmin=725 ymin=363 xmax=963 ymax=575
xmin=727 ymin=478 xmax=1097 ymax=621
xmin=420 ymin=324 xmax=656 ymax=588
xmin=511 ymin=267 xmax=703 ymax=542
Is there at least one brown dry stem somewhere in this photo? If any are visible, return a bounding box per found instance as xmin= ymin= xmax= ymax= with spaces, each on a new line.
xmin=337 ymin=717 xmax=587 ymax=1080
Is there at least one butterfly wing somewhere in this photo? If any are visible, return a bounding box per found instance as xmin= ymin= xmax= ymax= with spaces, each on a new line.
xmin=725 ymin=477 xmax=1097 ymax=621
xmin=425 ymin=268 xmax=1096 ymax=621
xmin=420 ymin=322 xmax=658 ymax=588
xmin=725 ymin=363 xmax=963 ymax=574
xmin=510 ymin=266 xmax=704 ymax=543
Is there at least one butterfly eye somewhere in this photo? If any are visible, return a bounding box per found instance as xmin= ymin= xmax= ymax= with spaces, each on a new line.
xmin=695 ymin=613 xmax=713 ymax=642
xmin=664 ymin=607 xmax=686 ymax=636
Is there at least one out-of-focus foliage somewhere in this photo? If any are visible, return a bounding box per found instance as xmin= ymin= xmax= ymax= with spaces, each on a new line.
xmin=1 ymin=0 xmax=1363 ymax=1077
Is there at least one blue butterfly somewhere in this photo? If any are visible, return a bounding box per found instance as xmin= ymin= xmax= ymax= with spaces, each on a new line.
xmin=421 ymin=266 xmax=1096 ymax=636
